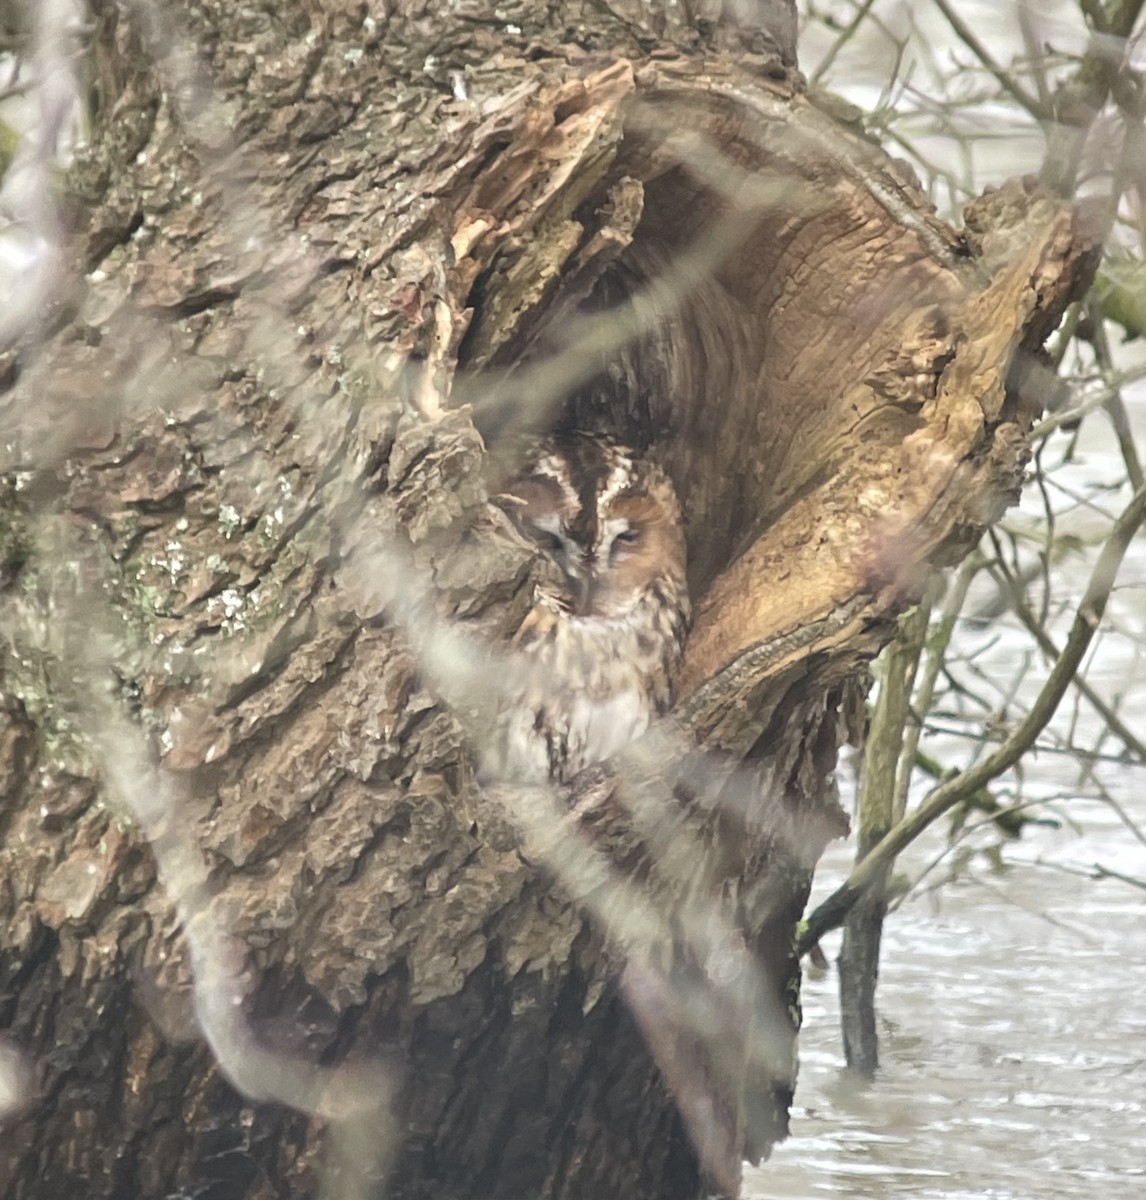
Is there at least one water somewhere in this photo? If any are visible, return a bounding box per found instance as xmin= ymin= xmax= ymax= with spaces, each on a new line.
xmin=747 ymin=808 xmax=1146 ymax=1199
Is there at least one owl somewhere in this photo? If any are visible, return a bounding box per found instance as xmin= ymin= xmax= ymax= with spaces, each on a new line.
xmin=489 ymin=433 xmax=690 ymax=784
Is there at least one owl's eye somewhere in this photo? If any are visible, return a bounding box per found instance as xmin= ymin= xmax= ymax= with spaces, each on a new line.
xmin=534 ymin=529 xmax=564 ymax=554
xmin=608 ymin=526 xmax=641 ymax=565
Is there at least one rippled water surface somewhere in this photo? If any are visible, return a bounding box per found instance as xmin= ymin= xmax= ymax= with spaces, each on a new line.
xmin=746 ymin=808 xmax=1146 ymax=1200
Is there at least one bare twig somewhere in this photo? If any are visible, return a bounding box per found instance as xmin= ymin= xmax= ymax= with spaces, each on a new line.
xmin=1087 ymin=296 xmax=1145 ymax=490
xmin=899 ymin=795 xmax=1065 ymax=904
xmin=930 ymin=0 xmax=1049 ymax=121
xmin=1035 ymin=856 xmax=1146 ymax=891
xmin=799 ymin=480 xmax=1146 ymax=954
xmin=809 ymin=0 xmax=880 ymax=87
xmin=989 ymin=561 xmax=1146 ymax=764
xmin=896 ymin=560 xmax=982 ymax=818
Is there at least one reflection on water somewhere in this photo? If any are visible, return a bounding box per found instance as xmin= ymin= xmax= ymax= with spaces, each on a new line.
xmin=747 ymin=806 xmax=1146 ymax=1199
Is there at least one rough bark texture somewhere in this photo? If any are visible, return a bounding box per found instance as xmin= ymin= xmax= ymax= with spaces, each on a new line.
xmin=0 ymin=2 xmax=1096 ymax=1199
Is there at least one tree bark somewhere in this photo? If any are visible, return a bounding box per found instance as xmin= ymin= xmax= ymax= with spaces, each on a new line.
xmin=0 ymin=3 xmax=1096 ymax=1199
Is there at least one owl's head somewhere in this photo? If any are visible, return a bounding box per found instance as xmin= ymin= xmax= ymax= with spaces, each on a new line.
xmin=499 ymin=434 xmax=687 ymax=620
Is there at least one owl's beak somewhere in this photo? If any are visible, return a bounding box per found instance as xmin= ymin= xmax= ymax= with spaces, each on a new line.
xmin=569 ymin=570 xmax=595 ymax=616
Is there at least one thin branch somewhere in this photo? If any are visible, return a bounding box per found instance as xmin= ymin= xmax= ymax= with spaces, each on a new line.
xmin=799 ymin=481 xmax=1146 ymax=954
xmin=1018 ymin=2 xmax=1053 ymax=109
xmin=899 ymin=796 xmax=1065 ymax=906
xmin=1035 ymin=856 xmax=1146 ymax=891
xmin=990 ymin=562 xmax=1146 ymax=764
xmin=894 ymin=559 xmax=982 ymax=818
xmin=917 ymin=720 xmax=1146 ymax=765
xmin=1082 ymin=861 xmax=1146 ymax=890
xmin=809 ymin=0 xmax=880 ymax=88
xmin=851 ymin=597 xmax=935 ymax=873
xmin=1068 ymin=755 xmax=1146 ymax=851
xmin=930 ymin=0 xmax=1049 ymax=121
xmin=1087 ymin=296 xmax=1145 ymax=490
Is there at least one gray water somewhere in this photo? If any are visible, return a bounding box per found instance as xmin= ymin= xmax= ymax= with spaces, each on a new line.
xmin=747 ymin=809 xmax=1146 ymax=1199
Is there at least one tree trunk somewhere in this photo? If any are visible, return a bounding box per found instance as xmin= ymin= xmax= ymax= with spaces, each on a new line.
xmin=0 ymin=3 xmax=1095 ymax=1199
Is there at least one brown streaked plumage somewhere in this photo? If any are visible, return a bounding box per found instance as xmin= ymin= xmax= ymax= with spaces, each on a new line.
xmin=489 ymin=434 xmax=690 ymax=784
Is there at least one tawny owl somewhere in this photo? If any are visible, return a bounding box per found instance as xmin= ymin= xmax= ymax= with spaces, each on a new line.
xmin=489 ymin=433 xmax=690 ymax=784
